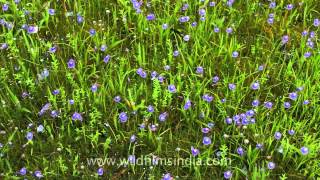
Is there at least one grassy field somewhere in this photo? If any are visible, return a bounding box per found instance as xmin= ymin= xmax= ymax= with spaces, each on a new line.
xmin=0 ymin=0 xmax=320 ymax=179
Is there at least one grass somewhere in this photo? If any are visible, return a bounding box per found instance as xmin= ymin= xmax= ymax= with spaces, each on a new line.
xmin=0 ymin=0 xmax=320 ymax=179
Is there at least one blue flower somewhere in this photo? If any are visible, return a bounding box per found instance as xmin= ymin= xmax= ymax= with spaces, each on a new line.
xmin=168 ymin=85 xmax=176 ymax=93
xmin=72 ymin=112 xmax=83 ymax=121
xmin=159 ymin=112 xmax=168 ymax=121
xmin=119 ymin=112 xmax=128 ymax=123
xmin=202 ymin=136 xmax=211 ymax=145
xmin=146 ymin=13 xmax=155 ymax=21
xmin=267 ymin=162 xmax=275 ymax=169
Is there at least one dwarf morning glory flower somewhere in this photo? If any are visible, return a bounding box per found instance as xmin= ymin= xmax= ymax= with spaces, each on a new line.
xmin=288 ymin=129 xmax=295 ymax=135
xmin=202 ymin=94 xmax=214 ymax=102
xmin=199 ymin=9 xmax=206 ymax=16
xmin=282 ymin=35 xmax=289 ymax=44
xmin=67 ymin=58 xmax=75 ymax=69
xmin=269 ymin=2 xmax=276 ymax=8
xmin=51 ymin=110 xmax=58 ymax=118
xmin=182 ymin=3 xmax=189 ymax=11
xmin=251 ymin=82 xmax=260 ymax=90
xmin=274 ymin=131 xmax=282 ymax=140
xmin=89 ymin=28 xmax=96 ymax=36
xmin=162 ymin=173 xmax=172 ymax=180
xmin=203 ymin=136 xmax=211 ymax=145
xmin=95 ymin=167 xmax=104 ymax=176
xmin=246 ymin=110 xmax=255 ymax=117
xmin=267 ymin=18 xmax=274 ymax=24
xmin=226 ymin=0 xmax=234 ymax=7
xmin=19 ymin=167 xmax=27 ymax=175
xmin=300 ymin=147 xmax=309 ymax=155
xmin=159 ymin=112 xmax=168 ymax=121
xmin=256 ymin=143 xmax=263 ymax=149
xmin=52 ymin=89 xmax=60 ymax=95
xmin=173 ymin=50 xmax=179 ymax=57
xmin=237 ymin=147 xmax=244 ymax=156
xmin=208 ymin=122 xmax=215 ymax=128
xmin=37 ymin=125 xmax=44 ymax=133
xmin=202 ymin=127 xmax=210 ymax=134
xmin=26 ymin=132 xmax=33 ymax=141
xmin=49 ymin=46 xmax=57 ymax=53
xmin=184 ymin=100 xmax=191 ymax=110
xmin=149 ymin=124 xmax=157 ymax=131
xmin=27 ymin=25 xmax=39 ymax=34
xmin=69 ymin=99 xmax=75 ymax=105
xmin=209 ymin=2 xmax=216 ymax=7
xmin=162 ymin=23 xmax=168 ymax=30
xmin=0 ymin=43 xmax=8 ymax=50
xmin=258 ymin=65 xmax=264 ymax=71
xmin=183 ymin=35 xmax=190 ymax=41
xmin=39 ymin=103 xmax=51 ymax=116
xmin=168 ymin=85 xmax=176 ymax=93
xmin=113 ymin=96 xmax=121 ymax=103
xmin=191 ymin=22 xmax=197 ymax=27
xmin=232 ymin=51 xmax=239 ymax=58
xmin=191 ymin=146 xmax=200 ymax=156
xmin=214 ymin=27 xmax=220 ymax=33
xmin=289 ymin=92 xmax=298 ymax=100
xmin=77 ymin=15 xmax=84 ymax=23
xmin=48 ymin=9 xmax=55 ymax=15
xmin=283 ymin=102 xmax=291 ymax=109
xmin=130 ymin=135 xmax=136 ymax=142
xmin=196 ymin=66 xmax=204 ymax=74
xmin=302 ymin=30 xmax=308 ymax=36
xmin=146 ymin=105 xmax=154 ymax=113
xmin=91 ymin=84 xmax=98 ymax=92
xmin=264 ymin=101 xmax=273 ymax=109
xmin=313 ymin=19 xmax=320 ymax=27
xmin=267 ymin=162 xmax=275 ymax=169
xmin=226 ymin=27 xmax=233 ymax=34
xmin=119 ymin=112 xmax=128 ymax=123
xmin=72 ymin=112 xmax=83 ymax=121
xmin=225 ymin=117 xmax=232 ymax=124
xmin=179 ymin=16 xmax=190 ymax=23
xmin=128 ymin=155 xmax=135 ymax=164
xmin=286 ymin=4 xmax=293 ymax=10
xmin=103 ymin=55 xmax=111 ymax=63
xmin=146 ymin=13 xmax=155 ymax=21
xmin=228 ymin=83 xmax=236 ymax=90
xmin=100 ymin=44 xmax=107 ymax=51
xmin=151 ymin=71 xmax=157 ymax=79
xmin=303 ymin=100 xmax=310 ymax=105
xmin=224 ymin=170 xmax=232 ymax=179
xmin=304 ymin=52 xmax=311 ymax=58
xmin=2 ymin=4 xmax=8 ymax=11
xmin=164 ymin=65 xmax=170 ymax=71
xmin=212 ymin=76 xmax=219 ymax=83
xmin=158 ymin=75 xmax=165 ymax=83
xmin=34 ymin=170 xmax=43 ymax=178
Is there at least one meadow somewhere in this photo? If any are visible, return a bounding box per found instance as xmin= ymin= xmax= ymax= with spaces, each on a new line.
xmin=0 ymin=0 xmax=320 ymax=179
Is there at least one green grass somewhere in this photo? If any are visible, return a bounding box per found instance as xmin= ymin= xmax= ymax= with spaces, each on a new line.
xmin=0 ymin=0 xmax=320 ymax=179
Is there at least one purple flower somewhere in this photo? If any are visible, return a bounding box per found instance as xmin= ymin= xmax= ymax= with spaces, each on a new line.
xmin=202 ymin=94 xmax=214 ymax=102
xmin=27 ymin=25 xmax=39 ymax=34
xmin=149 ymin=124 xmax=157 ymax=131
xmin=128 ymin=155 xmax=135 ymax=164
xmin=237 ymin=147 xmax=244 ymax=156
xmin=103 ymin=55 xmax=111 ymax=63
xmin=212 ymin=76 xmax=219 ymax=83
xmin=51 ymin=110 xmax=59 ymax=118
xmin=303 ymin=100 xmax=310 ymax=105
xmin=164 ymin=65 xmax=170 ymax=71
xmin=282 ymin=35 xmax=289 ymax=44
xmin=274 ymin=131 xmax=282 ymax=140
xmin=225 ymin=117 xmax=233 ymax=124
xmin=0 ymin=43 xmax=8 ymax=50
xmin=191 ymin=146 xmax=200 ymax=156
xmin=69 ymin=99 xmax=75 ymax=105
xmin=168 ymin=85 xmax=176 ymax=93
xmin=2 ymin=4 xmax=8 ymax=11
xmin=97 ymin=168 xmax=104 ymax=176
xmin=147 ymin=105 xmax=154 ymax=113
xmin=228 ymin=83 xmax=236 ymax=91
xmin=34 ymin=170 xmax=43 ymax=178
xmin=19 ymin=167 xmax=27 ymax=175
xmin=49 ymin=46 xmax=57 ymax=53
xmin=300 ymin=146 xmax=309 ymax=155
xmin=184 ymin=100 xmax=191 ymax=110
xmin=286 ymin=4 xmax=294 ymax=10
xmin=191 ymin=22 xmax=197 ymax=27
xmin=26 ymin=132 xmax=33 ymax=141
xmin=183 ymin=35 xmax=190 ymax=41
xmin=179 ymin=16 xmax=190 ymax=23
xmin=196 ymin=66 xmax=204 ymax=74
xmin=314 ymin=18 xmax=319 ymax=27
xmin=114 ymin=96 xmax=121 ymax=103
xmin=304 ymin=52 xmax=311 ymax=58
xmin=302 ymin=30 xmax=308 ymax=36
xmin=202 ymin=136 xmax=211 ymax=145
xmin=267 ymin=17 xmax=274 ymax=24
xmin=264 ymin=101 xmax=273 ymax=109
xmin=288 ymin=129 xmax=295 ymax=135
xmin=289 ymin=92 xmax=297 ymax=100
xmin=91 ymin=84 xmax=98 ymax=92
xmin=284 ymin=102 xmax=291 ymax=109
xmin=267 ymin=162 xmax=275 ymax=169
xmin=162 ymin=23 xmax=168 ymax=30
xmin=77 ymin=15 xmax=84 ymax=23
xmin=89 ymin=28 xmax=96 ymax=36
xmin=146 ymin=13 xmax=155 ymax=21
xmin=246 ymin=110 xmax=255 ymax=117
xmin=199 ymin=9 xmax=206 ymax=16
xmin=158 ymin=75 xmax=165 ymax=83
xmin=37 ymin=124 xmax=44 ymax=133
xmin=67 ymin=59 xmax=76 ymax=69
xmin=130 ymin=135 xmax=136 ymax=142
xmin=209 ymin=2 xmax=216 ymax=7
xmin=39 ymin=103 xmax=51 ymax=116
xmin=173 ymin=50 xmax=179 ymax=57
xmin=162 ymin=173 xmax=172 ymax=180
xmin=100 ymin=44 xmax=107 ymax=51
xmin=224 ymin=170 xmax=232 ymax=179
xmin=232 ymin=51 xmax=239 ymax=58
xmin=119 ymin=112 xmax=128 ymax=123
xmin=251 ymin=82 xmax=260 ymax=90
xmin=202 ymin=127 xmax=210 ymax=133
xmin=181 ymin=3 xmax=189 ymax=11
xmin=159 ymin=112 xmax=168 ymax=121
xmin=72 ymin=112 xmax=83 ymax=121
xmin=214 ymin=27 xmax=220 ymax=33
xmin=256 ymin=143 xmax=263 ymax=149
xmin=252 ymin=99 xmax=260 ymax=107
xmin=52 ymin=89 xmax=60 ymax=95
xmin=48 ymin=9 xmax=55 ymax=15
xmin=269 ymin=2 xmax=276 ymax=8
xmin=226 ymin=27 xmax=233 ymax=34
